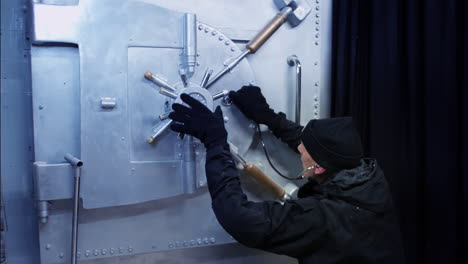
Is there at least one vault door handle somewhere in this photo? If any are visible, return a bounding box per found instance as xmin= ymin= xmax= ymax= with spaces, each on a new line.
xmin=287 ymin=55 xmax=302 ymax=124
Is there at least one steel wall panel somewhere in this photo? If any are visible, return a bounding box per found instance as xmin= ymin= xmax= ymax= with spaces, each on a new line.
xmin=1 ymin=0 xmax=41 ymax=263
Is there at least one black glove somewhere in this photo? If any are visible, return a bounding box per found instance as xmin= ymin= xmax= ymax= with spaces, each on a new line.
xmin=228 ymin=85 xmax=277 ymax=126
xmin=169 ymin=93 xmax=228 ymax=148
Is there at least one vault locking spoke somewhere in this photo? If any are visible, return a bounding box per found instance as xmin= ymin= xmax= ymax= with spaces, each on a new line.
xmin=144 ymin=65 xmax=231 ymax=144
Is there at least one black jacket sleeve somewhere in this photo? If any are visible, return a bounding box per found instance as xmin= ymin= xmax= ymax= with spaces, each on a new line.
xmin=267 ymin=112 xmax=303 ymax=152
xmin=205 ymin=142 xmax=327 ymax=258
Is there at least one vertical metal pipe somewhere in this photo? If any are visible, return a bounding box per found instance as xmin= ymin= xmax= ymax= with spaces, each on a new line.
xmin=37 ymin=200 xmax=49 ymax=224
xmin=287 ymin=55 xmax=302 ymax=124
xmin=64 ymin=153 xmax=83 ymax=264
xmin=182 ymin=13 xmax=197 ymax=79
xmin=182 ymin=136 xmax=197 ymax=193
xmin=71 ymin=166 xmax=81 ymax=264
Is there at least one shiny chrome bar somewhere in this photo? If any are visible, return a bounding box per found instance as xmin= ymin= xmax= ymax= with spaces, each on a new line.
xmin=148 ymin=120 xmax=173 ymax=144
xmin=144 ymin=72 xmax=177 ymax=92
xmin=205 ymin=49 xmax=250 ymax=88
xmin=287 ymin=55 xmax=302 ymax=124
xmin=182 ymin=13 xmax=197 ymax=78
xmin=212 ymin=90 xmax=229 ymax=100
xmin=200 ymin=68 xmax=213 ymax=88
xmin=159 ymin=88 xmax=178 ymax=99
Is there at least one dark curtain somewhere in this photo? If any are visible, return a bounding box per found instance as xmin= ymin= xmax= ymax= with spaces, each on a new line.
xmin=331 ymin=0 xmax=467 ymax=263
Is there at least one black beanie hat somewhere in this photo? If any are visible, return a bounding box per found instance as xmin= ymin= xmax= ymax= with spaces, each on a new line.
xmin=300 ymin=117 xmax=363 ymax=170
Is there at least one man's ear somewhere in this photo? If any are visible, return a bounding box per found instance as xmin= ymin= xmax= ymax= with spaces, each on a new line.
xmin=315 ymin=167 xmax=327 ymax=175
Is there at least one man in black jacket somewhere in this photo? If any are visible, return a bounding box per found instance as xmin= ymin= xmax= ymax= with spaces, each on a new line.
xmin=169 ymin=86 xmax=405 ymax=264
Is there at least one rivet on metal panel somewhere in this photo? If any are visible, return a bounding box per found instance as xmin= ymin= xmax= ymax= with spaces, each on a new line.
xmin=315 ymin=41 xmax=319 ymax=45
xmin=169 ymin=243 xmax=174 ymax=248
xmin=315 ymin=20 xmax=320 ymax=25
xmin=219 ymin=36 xmax=224 ymax=41
xmin=314 ymin=105 xmax=319 ymax=109
xmin=231 ymin=47 xmax=236 ymax=52
xmin=101 ymin=249 xmax=107 ymax=255
xmin=197 ymin=238 xmax=202 ymax=245
xmin=121 ymin=137 xmax=125 ymax=141
xmin=85 ymin=250 xmax=90 ymax=257
xmin=249 ymin=81 xmax=255 ymax=85
xmin=195 ymin=151 xmax=200 ymax=156
xmin=225 ymin=41 xmax=230 ymax=46
xmin=316 ymin=13 xmax=320 ymax=18
xmin=197 ymin=53 xmax=201 ymax=57
xmin=223 ymin=116 xmax=229 ymax=123
xmin=198 ymin=25 xmax=203 ymax=30
xmin=93 ymin=250 xmax=99 ymax=256
xmin=212 ymin=31 xmax=217 ymax=36
xmin=39 ymin=105 xmax=44 ymax=110
xmin=204 ymin=28 xmax=209 ymax=33
xmin=45 ymin=244 xmax=51 ymax=250
xmin=204 ymin=238 xmax=209 ymax=244
xmin=128 ymin=246 xmax=133 ymax=252
xmin=152 ymin=245 xmax=157 ymax=249
xmin=316 ymin=33 xmax=320 ymax=38
xmin=110 ymin=248 xmax=115 ymax=255
xmin=119 ymin=247 xmax=124 ymax=253
xmin=199 ymin=180 xmax=205 ymax=187
xmin=315 ymin=82 xmax=319 ymax=86
xmin=175 ymin=241 xmax=181 ymax=247
xmin=316 ymin=0 xmax=320 ymax=3
xmin=196 ymin=62 xmax=200 ymax=66
xmin=178 ymin=153 xmax=182 ymax=157
xmin=210 ymin=237 xmax=216 ymax=244
xmin=316 ymin=26 xmax=320 ymax=31
xmin=59 ymin=252 xmax=64 ymax=258
xmin=190 ymin=240 xmax=196 ymax=246
xmin=77 ymin=252 xmax=81 ymax=258
xmin=183 ymin=241 xmax=188 ymax=247
xmin=314 ymin=96 xmax=319 ymax=102
xmin=316 ymin=6 xmax=320 ymax=11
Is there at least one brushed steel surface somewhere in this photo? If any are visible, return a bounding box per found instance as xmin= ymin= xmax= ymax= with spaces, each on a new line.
xmin=1 ymin=0 xmax=333 ymax=263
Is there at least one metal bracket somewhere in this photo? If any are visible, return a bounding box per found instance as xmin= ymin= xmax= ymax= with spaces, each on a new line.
xmin=33 ymin=162 xmax=74 ymax=201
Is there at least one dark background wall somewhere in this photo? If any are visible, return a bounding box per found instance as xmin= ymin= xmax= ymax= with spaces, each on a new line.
xmin=331 ymin=0 xmax=467 ymax=263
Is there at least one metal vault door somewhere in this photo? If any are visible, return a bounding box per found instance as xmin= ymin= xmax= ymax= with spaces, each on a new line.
xmin=30 ymin=0 xmax=330 ymax=263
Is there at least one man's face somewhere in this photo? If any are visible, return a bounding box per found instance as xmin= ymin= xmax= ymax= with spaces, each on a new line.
xmin=297 ymin=143 xmax=318 ymax=178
